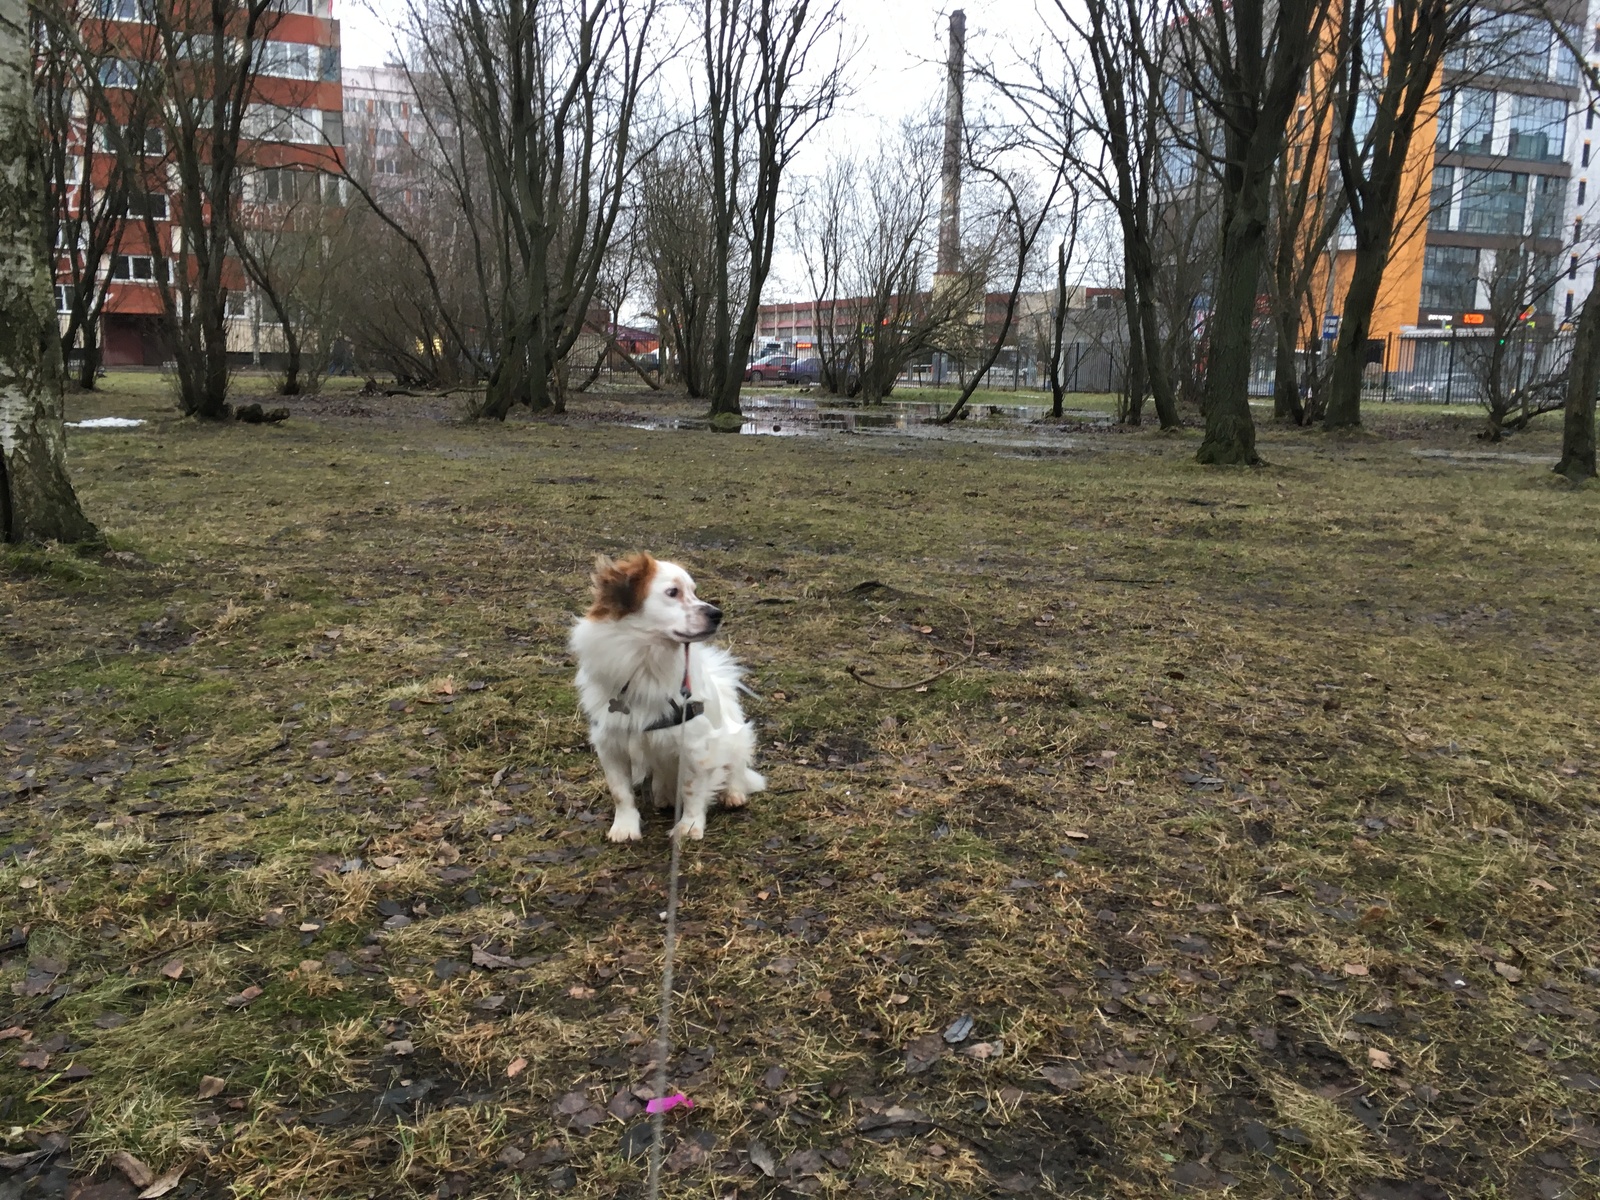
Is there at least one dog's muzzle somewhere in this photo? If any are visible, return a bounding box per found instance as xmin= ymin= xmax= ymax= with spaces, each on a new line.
xmin=675 ymin=603 xmax=723 ymax=643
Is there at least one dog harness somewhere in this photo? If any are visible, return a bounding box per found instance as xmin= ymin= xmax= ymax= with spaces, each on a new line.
xmin=607 ymin=645 xmax=704 ymax=731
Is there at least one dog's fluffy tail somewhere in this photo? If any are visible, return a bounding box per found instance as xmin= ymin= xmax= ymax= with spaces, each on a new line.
xmin=744 ymin=768 xmax=767 ymax=795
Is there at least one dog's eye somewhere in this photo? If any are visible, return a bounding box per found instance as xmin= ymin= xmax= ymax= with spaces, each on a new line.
xmin=665 ymin=587 xmax=680 ymax=598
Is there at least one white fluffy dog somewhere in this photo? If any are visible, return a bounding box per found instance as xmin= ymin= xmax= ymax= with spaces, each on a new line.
xmin=570 ymin=553 xmax=765 ymax=842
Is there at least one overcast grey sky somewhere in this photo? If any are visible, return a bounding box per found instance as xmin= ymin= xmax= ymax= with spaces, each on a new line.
xmin=333 ymin=1 xmax=1063 ymax=303
xmin=336 ymin=0 xmax=1049 ymax=134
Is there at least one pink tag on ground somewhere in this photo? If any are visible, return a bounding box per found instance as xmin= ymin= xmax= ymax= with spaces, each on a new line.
xmin=645 ymin=1092 xmax=694 ymax=1115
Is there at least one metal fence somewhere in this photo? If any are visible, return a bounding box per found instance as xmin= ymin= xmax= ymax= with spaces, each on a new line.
xmin=1247 ymin=327 xmax=1576 ymax=406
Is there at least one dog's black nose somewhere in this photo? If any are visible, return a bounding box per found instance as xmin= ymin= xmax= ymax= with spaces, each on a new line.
xmin=703 ymin=604 xmax=723 ymax=623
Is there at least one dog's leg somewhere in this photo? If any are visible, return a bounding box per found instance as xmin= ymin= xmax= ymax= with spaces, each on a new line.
xmin=721 ymin=725 xmax=765 ymax=808
xmin=651 ymin=766 xmax=677 ymax=812
xmin=670 ymin=745 xmax=715 ymax=841
xmin=593 ymin=729 xmax=642 ymax=843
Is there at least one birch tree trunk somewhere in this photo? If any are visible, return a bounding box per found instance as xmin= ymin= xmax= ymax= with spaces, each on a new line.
xmin=0 ymin=0 xmax=95 ymax=544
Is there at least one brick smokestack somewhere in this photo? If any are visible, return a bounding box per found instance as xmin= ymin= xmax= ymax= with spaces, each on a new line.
xmin=936 ymin=8 xmax=965 ymax=277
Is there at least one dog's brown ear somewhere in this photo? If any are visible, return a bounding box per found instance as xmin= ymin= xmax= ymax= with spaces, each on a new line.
xmin=588 ymin=553 xmax=656 ymax=618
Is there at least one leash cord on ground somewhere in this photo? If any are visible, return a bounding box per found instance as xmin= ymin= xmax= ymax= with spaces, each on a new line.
xmin=646 ymin=643 xmax=692 ymax=1199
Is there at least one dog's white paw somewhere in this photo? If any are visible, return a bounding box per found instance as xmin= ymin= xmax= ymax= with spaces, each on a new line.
xmin=721 ymin=791 xmax=748 ymax=809
xmin=670 ymin=815 xmax=706 ymax=841
xmin=608 ymin=813 xmax=643 ymax=842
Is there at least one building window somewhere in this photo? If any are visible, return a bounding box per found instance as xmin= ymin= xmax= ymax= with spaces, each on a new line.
xmin=92 ymin=0 xmax=148 ymax=19
xmin=1435 ymin=90 xmax=1453 ymax=149
xmin=111 ymin=254 xmax=168 ymax=282
xmin=1567 ymin=291 xmax=1575 ymax=317
xmin=1420 ymin=244 xmax=1479 ymax=311
xmin=257 ymin=40 xmax=319 ymax=81
xmin=242 ymin=104 xmax=323 ymax=144
xmin=224 ymin=291 xmax=249 ymax=318
xmin=54 ymin=284 xmax=75 ymax=314
xmin=272 ymin=0 xmax=315 ymax=13
xmin=1457 ymin=169 xmax=1528 ymax=235
xmin=125 ymin=191 xmax=168 ymax=220
xmin=1453 ymin=88 xmax=1495 ymax=155
xmin=97 ymin=58 xmax=141 ymax=89
xmin=376 ymin=157 xmax=400 ymax=175
xmin=1590 ymin=103 xmax=1596 ymax=131
xmin=1429 ymin=165 xmax=1455 ymax=230
xmin=1581 ymin=180 xmax=1588 ymax=206
xmin=251 ymin=167 xmax=343 ymax=205
xmin=1507 ymin=94 xmax=1566 ymax=162
xmin=1531 ymin=175 xmax=1567 ymax=239
xmin=1571 ymin=255 xmax=1581 ymax=279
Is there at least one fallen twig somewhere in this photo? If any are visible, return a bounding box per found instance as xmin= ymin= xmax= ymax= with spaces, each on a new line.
xmin=231 ymin=731 xmax=291 ymax=769
xmin=847 ymin=611 xmax=977 ymax=692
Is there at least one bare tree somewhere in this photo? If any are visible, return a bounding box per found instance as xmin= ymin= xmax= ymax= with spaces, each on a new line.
xmin=935 ymin=143 xmax=1072 ymax=424
xmin=1149 ymin=165 xmax=1223 ymax=415
xmin=233 ymin=167 xmax=352 ymax=394
xmin=640 ymin=134 xmax=724 ymax=397
xmin=1263 ymin=20 xmax=1348 ymax=424
xmin=796 ymin=116 xmax=981 ymax=401
xmin=331 ymin=113 xmax=487 ymax=387
xmin=1172 ymin=0 xmax=1331 ymax=464
xmin=1 ymin=0 xmax=95 ymax=543
xmin=34 ymin=0 xmax=160 ymax=390
xmin=1006 ymin=0 xmax=1180 ymax=428
xmin=403 ymin=0 xmax=659 ymax=418
xmin=700 ymin=0 xmax=847 ymax=422
xmin=1044 ymin=192 xmax=1086 ymax=418
xmin=1459 ymin=241 xmax=1574 ymax=439
xmin=1322 ymin=0 xmax=1466 ymax=429
xmin=77 ymin=0 xmax=310 ymax=418
xmin=1542 ymin=16 xmax=1598 ymax=479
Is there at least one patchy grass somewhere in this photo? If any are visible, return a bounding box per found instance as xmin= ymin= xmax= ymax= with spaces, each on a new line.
xmin=1 ymin=392 xmax=1597 ymax=1200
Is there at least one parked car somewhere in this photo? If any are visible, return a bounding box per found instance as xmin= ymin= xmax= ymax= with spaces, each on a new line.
xmin=791 ymin=357 xmax=859 ymax=388
xmin=744 ymin=354 xmax=795 ymax=383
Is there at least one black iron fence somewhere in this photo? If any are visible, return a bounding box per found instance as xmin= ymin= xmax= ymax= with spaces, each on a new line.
xmin=1248 ymin=327 xmax=1576 ymax=406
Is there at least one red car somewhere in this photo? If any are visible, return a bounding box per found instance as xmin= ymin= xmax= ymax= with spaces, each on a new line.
xmin=744 ymin=354 xmax=795 ymax=383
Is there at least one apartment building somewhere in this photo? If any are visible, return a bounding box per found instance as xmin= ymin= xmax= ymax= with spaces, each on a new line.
xmin=342 ymin=64 xmax=432 ymax=203
xmin=1318 ymin=2 xmax=1589 ymax=376
xmin=59 ymin=0 xmax=344 ymax=367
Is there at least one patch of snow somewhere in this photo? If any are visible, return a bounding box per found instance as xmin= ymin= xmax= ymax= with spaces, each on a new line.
xmin=66 ymin=417 xmax=145 ymax=429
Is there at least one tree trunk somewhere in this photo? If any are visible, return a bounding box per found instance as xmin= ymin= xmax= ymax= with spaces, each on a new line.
xmin=1555 ymin=284 xmax=1600 ymax=481
xmin=1323 ymin=221 xmax=1389 ymax=429
xmin=1135 ymin=272 xmax=1180 ymax=428
xmin=197 ymin=303 xmax=230 ymax=420
xmin=1120 ymin=274 xmax=1147 ymax=425
xmin=1050 ymin=240 xmax=1068 ymax=418
xmin=1272 ymin=320 xmax=1303 ymax=422
xmin=0 ymin=0 xmax=96 ymax=544
xmin=1196 ymin=209 xmax=1265 ymax=465
xmin=77 ymin=321 xmax=100 ymax=391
